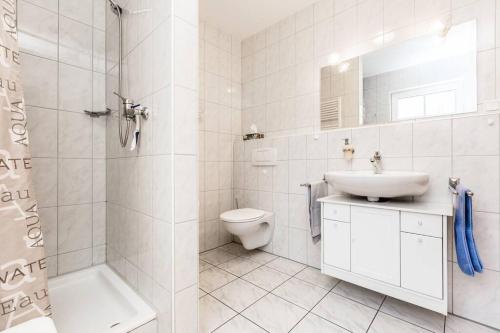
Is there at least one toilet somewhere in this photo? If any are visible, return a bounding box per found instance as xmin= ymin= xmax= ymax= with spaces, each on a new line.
xmin=220 ymin=208 xmax=275 ymax=250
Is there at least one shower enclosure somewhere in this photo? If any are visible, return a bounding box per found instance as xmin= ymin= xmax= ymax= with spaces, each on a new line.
xmin=16 ymin=0 xmax=199 ymax=331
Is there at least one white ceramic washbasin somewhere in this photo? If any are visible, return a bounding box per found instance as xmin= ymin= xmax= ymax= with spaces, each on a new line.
xmin=325 ymin=171 xmax=430 ymax=201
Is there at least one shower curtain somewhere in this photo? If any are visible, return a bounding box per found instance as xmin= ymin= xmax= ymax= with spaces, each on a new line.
xmin=0 ymin=0 xmax=51 ymax=329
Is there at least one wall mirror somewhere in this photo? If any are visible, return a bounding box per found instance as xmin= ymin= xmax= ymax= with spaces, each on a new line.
xmin=320 ymin=20 xmax=477 ymax=130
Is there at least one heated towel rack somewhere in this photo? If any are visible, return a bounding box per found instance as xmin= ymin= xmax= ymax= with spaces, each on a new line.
xmin=449 ymin=177 xmax=474 ymax=197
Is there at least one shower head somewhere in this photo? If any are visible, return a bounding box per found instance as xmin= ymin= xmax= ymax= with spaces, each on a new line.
xmin=109 ymin=0 xmax=123 ymax=16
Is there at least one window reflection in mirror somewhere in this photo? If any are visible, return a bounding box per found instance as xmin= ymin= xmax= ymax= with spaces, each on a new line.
xmin=320 ymin=20 xmax=477 ymax=129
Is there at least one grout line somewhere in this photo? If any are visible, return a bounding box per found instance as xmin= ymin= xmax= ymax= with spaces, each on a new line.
xmin=286 ymin=277 xmax=343 ymax=333
xmin=365 ymin=295 xmax=386 ymax=332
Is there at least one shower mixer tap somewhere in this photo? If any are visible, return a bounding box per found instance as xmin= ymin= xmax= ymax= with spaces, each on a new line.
xmin=113 ymin=91 xmax=149 ymax=121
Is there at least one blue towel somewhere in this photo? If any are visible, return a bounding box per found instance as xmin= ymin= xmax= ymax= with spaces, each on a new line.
xmin=464 ymin=190 xmax=483 ymax=273
xmin=454 ymin=184 xmax=483 ymax=276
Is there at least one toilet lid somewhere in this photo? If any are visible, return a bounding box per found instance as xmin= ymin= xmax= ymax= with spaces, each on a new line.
xmin=220 ymin=208 xmax=265 ymax=223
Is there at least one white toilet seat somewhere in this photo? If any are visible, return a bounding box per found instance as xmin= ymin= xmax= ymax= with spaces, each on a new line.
xmin=220 ymin=208 xmax=275 ymax=250
xmin=220 ymin=208 xmax=265 ymax=223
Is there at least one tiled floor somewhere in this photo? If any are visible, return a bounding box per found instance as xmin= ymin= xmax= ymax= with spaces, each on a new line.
xmin=199 ymin=243 xmax=500 ymax=333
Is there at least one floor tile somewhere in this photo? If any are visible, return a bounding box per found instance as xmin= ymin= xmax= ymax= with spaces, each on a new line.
xmin=199 ymin=289 xmax=207 ymax=298
xmin=445 ymin=314 xmax=500 ymax=333
xmin=199 ymin=267 xmax=237 ymax=293
xmin=368 ymin=312 xmax=430 ymax=333
xmin=312 ymin=292 xmax=377 ymax=333
xmin=219 ymin=242 xmax=249 ymax=256
xmin=295 ymin=267 xmax=340 ymax=290
xmin=200 ymin=248 xmax=237 ymax=265
xmin=242 ymin=266 xmax=291 ymax=291
xmin=200 ymin=259 xmax=214 ymax=272
xmin=211 ymin=279 xmax=267 ymax=312
xmin=241 ymin=249 xmax=278 ymax=264
xmin=291 ymin=313 xmax=349 ymax=333
xmin=218 ymin=257 xmax=262 ymax=276
xmin=272 ymin=277 xmax=329 ymax=310
xmin=380 ymin=297 xmax=445 ymax=333
xmin=242 ymin=293 xmax=307 ymax=333
xmin=199 ymin=295 xmax=237 ymax=333
xmin=214 ymin=315 xmax=267 ymax=333
xmin=332 ymin=281 xmax=385 ymax=309
xmin=265 ymin=257 xmax=306 ymax=276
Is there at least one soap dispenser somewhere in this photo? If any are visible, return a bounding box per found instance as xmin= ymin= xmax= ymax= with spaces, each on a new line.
xmin=342 ymin=138 xmax=355 ymax=160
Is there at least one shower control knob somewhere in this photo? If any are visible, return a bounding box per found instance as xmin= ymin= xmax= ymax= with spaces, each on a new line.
xmin=141 ymin=107 xmax=150 ymax=120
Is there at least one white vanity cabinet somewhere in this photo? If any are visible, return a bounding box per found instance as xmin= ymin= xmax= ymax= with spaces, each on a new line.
xmin=319 ymin=196 xmax=452 ymax=314
xmin=351 ymin=207 xmax=400 ymax=286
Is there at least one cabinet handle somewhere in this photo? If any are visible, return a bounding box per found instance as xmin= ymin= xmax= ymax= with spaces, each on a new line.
xmin=418 ymin=238 xmax=423 ymax=244
xmin=418 ymin=220 xmax=423 ymax=226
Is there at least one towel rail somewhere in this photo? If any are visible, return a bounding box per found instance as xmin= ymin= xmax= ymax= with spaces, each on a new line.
xmin=449 ymin=177 xmax=473 ymax=197
xmin=300 ymin=176 xmax=327 ymax=187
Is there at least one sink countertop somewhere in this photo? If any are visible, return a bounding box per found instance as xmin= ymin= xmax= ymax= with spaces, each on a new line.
xmin=318 ymin=195 xmax=453 ymax=216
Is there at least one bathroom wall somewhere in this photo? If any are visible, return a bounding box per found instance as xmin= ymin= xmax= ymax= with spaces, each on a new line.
xmin=238 ymin=0 xmax=500 ymax=329
xmin=20 ymin=0 xmax=107 ymax=277
xmin=105 ymin=0 xmax=198 ymax=332
xmin=198 ymin=21 xmax=241 ymax=252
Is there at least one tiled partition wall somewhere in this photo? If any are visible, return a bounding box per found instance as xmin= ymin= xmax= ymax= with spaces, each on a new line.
xmin=199 ymin=22 xmax=242 ymax=252
xmin=105 ymin=0 xmax=199 ymax=332
xmin=237 ymin=0 xmax=500 ymax=329
xmin=21 ymin=0 xmax=107 ymax=276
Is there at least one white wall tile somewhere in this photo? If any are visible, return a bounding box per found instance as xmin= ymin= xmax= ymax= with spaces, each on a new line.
xmin=175 ymin=221 xmax=198 ymax=292
xmin=18 ymin=0 xmax=58 ymax=60
xmin=59 ymin=64 xmax=92 ymax=112
xmin=59 ymin=16 xmax=93 ymax=69
xmin=453 ymin=264 xmax=500 ymax=328
xmin=175 ymin=155 xmax=198 ymax=223
xmin=21 ymin=53 xmax=58 ymax=109
xmin=314 ymin=0 xmax=334 ymax=23
xmin=383 ymin=0 xmax=415 ymax=32
xmin=174 ymin=18 xmax=198 ymax=90
xmin=379 ymin=123 xmax=412 ymax=157
xmin=296 ymin=5 xmax=314 ymax=32
xmin=358 ymin=0 xmax=383 ymax=41
xmin=60 ymin=0 xmax=92 ymax=25
xmin=352 ymin=126 xmax=380 ymax=158
xmin=289 ymin=228 xmax=308 ymax=263
xmin=26 ymin=107 xmax=57 ymax=158
xmin=58 ymin=204 xmax=92 ymax=253
xmin=58 ymin=159 xmax=93 ymax=205
xmin=453 ymin=115 xmax=499 ymax=156
xmin=413 ymin=119 xmax=452 ymax=157
xmin=453 ymin=155 xmax=499 ymax=213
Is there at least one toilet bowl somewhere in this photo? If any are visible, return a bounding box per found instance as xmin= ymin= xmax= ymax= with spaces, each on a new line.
xmin=220 ymin=208 xmax=275 ymax=250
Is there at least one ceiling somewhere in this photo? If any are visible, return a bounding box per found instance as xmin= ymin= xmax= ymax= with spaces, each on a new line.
xmin=199 ymin=0 xmax=319 ymax=39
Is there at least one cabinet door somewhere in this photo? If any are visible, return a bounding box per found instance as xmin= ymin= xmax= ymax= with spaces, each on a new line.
xmin=323 ymin=219 xmax=350 ymax=270
xmin=351 ymin=207 xmax=400 ymax=285
xmin=401 ymin=232 xmax=443 ymax=298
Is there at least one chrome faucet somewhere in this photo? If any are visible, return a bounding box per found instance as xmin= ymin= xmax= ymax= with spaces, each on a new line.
xmin=370 ymin=151 xmax=382 ymax=174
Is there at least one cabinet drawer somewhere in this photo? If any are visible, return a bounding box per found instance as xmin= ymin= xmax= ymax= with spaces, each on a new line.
xmin=323 ymin=204 xmax=350 ymax=222
xmin=401 ymin=212 xmax=442 ymax=238
xmin=401 ymin=232 xmax=443 ymax=298
xmin=323 ymin=219 xmax=350 ymax=270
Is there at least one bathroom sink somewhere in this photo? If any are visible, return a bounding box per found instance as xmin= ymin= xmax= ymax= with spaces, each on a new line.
xmin=325 ymin=171 xmax=430 ymax=201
